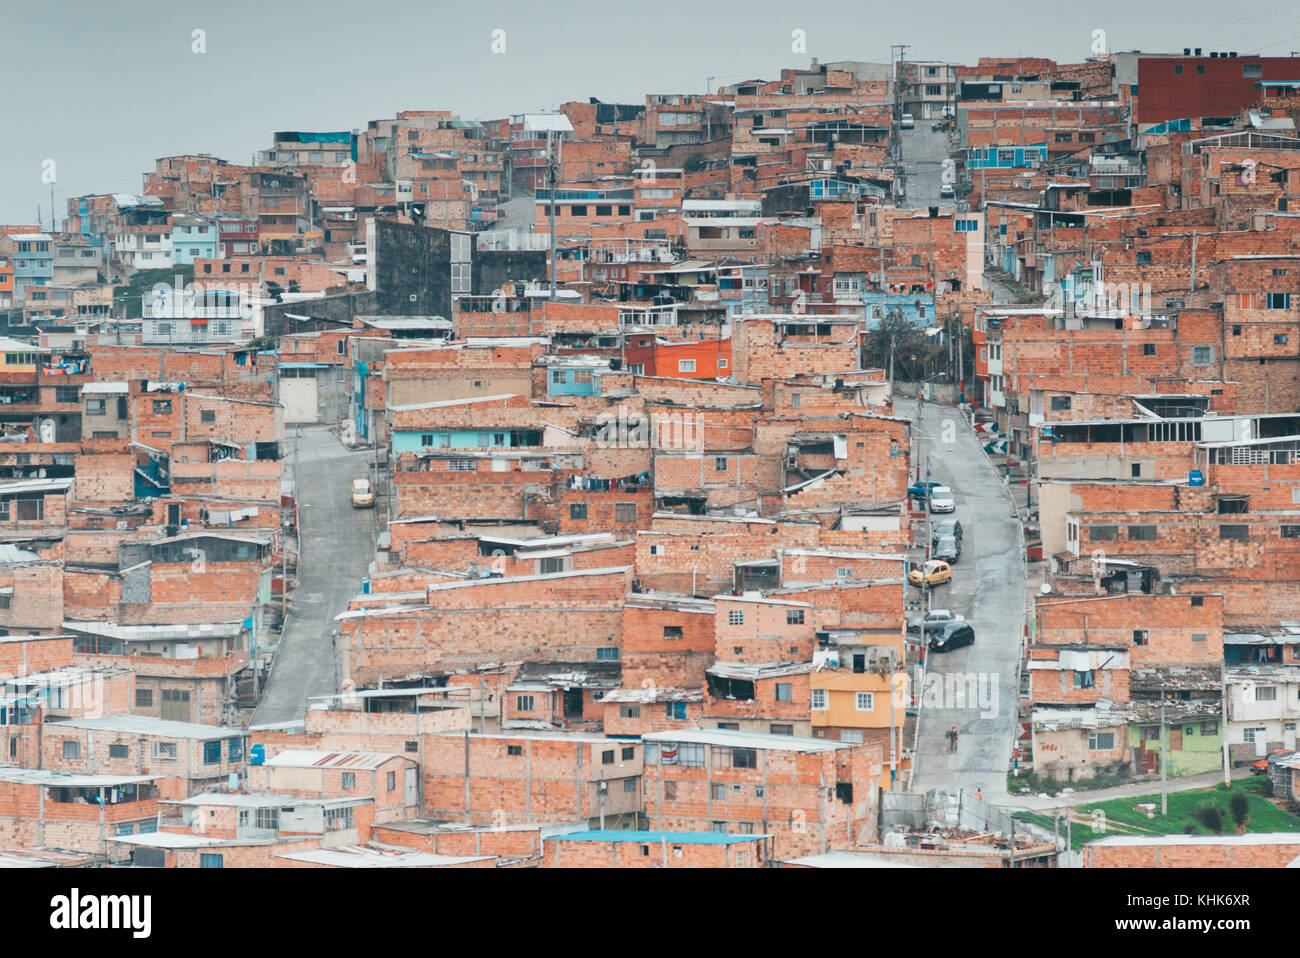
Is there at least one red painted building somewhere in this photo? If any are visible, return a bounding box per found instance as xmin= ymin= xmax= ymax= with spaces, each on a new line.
xmin=1136 ymin=55 xmax=1300 ymax=124
xmin=215 ymin=215 xmax=259 ymax=258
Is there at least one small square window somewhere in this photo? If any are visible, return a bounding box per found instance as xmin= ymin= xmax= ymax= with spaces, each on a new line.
xmin=786 ymin=609 xmax=804 ymax=625
xmin=728 ymin=610 xmax=744 ymax=626
xmin=602 ymin=749 xmax=615 ymax=765
xmin=569 ymin=503 xmax=588 ymax=520
xmin=622 ymin=746 xmax=634 ymax=760
xmin=507 ymin=744 xmax=523 ymax=756
xmin=1191 ymin=595 xmax=1204 ymax=606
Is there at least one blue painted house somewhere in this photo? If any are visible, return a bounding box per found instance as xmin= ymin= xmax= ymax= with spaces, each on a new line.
xmin=7 ymin=233 xmax=54 ymax=302
xmin=544 ymin=361 xmax=610 ymax=398
xmin=171 ymin=214 xmax=217 ymax=265
xmin=968 ymin=144 xmax=1048 ymax=170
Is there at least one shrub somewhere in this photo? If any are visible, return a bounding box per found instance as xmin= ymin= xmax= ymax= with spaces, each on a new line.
xmin=1197 ymin=804 xmax=1225 ymax=835
xmin=1229 ymin=791 xmax=1250 ymax=832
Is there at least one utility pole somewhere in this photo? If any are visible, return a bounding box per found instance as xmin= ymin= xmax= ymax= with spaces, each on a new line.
xmin=1188 ymin=232 xmax=1198 ymax=307
xmin=1221 ymin=661 xmax=1230 ymax=786
xmin=889 ymin=668 xmax=897 ymax=784
xmin=705 ymin=77 xmax=714 ymax=141
xmin=1160 ymin=701 xmax=1168 ymax=816
xmin=957 ymin=319 xmax=964 ymax=404
xmin=548 ymin=129 xmax=558 ymax=300
xmin=925 ymin=456 xmax=933 ymax=615
xmin=888 ymin=335 xmax=896 ymax=397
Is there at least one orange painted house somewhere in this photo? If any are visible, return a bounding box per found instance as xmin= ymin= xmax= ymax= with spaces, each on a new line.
xmin=623 ymin=336 xmax=731 ymax=379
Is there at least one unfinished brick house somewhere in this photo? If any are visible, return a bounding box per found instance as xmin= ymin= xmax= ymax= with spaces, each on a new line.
xmin=422 ymin=732 xmax=642 ymax=827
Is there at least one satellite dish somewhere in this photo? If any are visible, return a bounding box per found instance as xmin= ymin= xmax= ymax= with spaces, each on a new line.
xmin=1039 ymin=582 xmax=1052 ymax=594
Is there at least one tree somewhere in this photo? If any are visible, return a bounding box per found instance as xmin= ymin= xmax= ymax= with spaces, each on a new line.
xmin=683 ymin=153 xmax=707 ymax=173
xmin=265 ymin=281 xmax=284 ymax=303
xmin=1228 ymin=791 xmax=1250 ymax=833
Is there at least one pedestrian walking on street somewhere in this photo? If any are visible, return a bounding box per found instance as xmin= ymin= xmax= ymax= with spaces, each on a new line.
xmin=949 ymin=725 xmax=959 ymax=752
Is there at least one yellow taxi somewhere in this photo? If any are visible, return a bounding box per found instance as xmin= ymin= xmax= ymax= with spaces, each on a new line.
xmin=908 ymin=559 xmax=952 ymax=589
xmin=350 ymin=477 xmax=375 ymax=508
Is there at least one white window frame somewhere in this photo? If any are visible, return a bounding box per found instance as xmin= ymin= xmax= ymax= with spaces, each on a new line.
xmin=855 ymin=692 xmax=874 ymax=712
xmin=811 ymin=689 xmax=828 ymax=711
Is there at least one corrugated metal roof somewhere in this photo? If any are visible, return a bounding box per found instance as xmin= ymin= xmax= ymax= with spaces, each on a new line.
xmin=274 ymin=844 xmax=493 ymax=867
xmin=63 ymin=620 xmax=246 ymax=641
xmin=46 ymin=716 xmax=244 ymax=740
xmin=264 ymin=750 xmax=404 ymax=770
xmin=548 ymin=830 xmax=767 ymax=845
xmin=0 ymin=767 xmax=155 ymax=787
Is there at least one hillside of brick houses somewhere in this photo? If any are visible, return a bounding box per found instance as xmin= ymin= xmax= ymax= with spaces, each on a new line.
xmin=1 ymin=43 xmax=1300 ymax=872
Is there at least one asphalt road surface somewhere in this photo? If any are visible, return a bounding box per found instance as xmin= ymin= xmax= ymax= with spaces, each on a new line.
xmin=253 ymin=425 xmax=379 ymax=725
xmin=897 ymin=120 xmax=952 ymax=210
xmin=901 ymin=397 xmax=1027 ymax=803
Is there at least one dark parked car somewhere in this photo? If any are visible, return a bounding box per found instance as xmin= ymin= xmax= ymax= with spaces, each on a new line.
xmin=932 ymin=519 xmax=963 ymax=549
xmin=933 ymin=535 xmax=960 ymax=564
xmin=929 ymin=621 xmax=975 ymax=652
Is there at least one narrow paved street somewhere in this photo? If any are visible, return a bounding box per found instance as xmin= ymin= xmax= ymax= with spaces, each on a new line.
xmin=253 ymin=425 xmax=379 ymax=725
xmin=900 ymin=397 xmax=1027 ymax=803
xmin=897 ymin=120 xmax=950 ymax=210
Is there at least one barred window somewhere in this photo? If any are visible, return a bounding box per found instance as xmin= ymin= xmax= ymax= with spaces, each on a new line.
xmin=1088 ymin=732 xmax=1115 ymax=750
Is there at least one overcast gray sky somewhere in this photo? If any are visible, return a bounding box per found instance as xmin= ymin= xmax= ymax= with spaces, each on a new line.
xmin=5 ymin=0 xmax=1299 ymax=225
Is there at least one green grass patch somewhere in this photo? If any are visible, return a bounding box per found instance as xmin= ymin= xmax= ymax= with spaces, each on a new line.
xmin=1014 ymin=778 xmax=1300 ymax=851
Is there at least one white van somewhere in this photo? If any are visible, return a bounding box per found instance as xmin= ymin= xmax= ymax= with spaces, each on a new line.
xmin=900 ymin=113 xmax=915 ymax=129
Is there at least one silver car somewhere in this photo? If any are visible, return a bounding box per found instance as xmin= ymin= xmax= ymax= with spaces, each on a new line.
xmin=929 ymin=486 xmax=955 ymax=513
